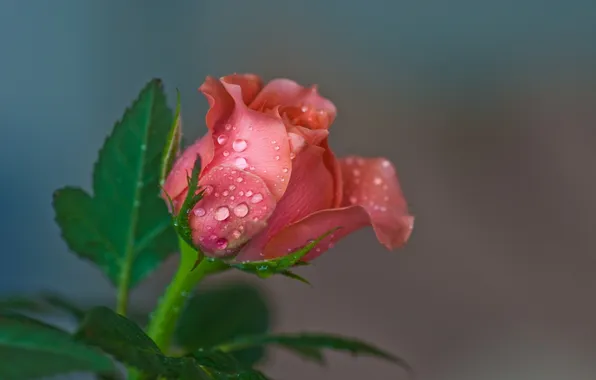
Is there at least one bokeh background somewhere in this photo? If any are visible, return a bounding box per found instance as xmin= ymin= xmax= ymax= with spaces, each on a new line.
xmin=2 ymin=1 xmax=596 ymax=379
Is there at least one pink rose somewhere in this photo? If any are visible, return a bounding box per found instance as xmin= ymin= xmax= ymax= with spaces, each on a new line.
xmin=163 ymin=74 xmax=414 ymax=261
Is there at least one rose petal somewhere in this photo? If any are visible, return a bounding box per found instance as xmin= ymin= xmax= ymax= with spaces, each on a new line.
xmin=221 ymin=74 xmax=263 ymax=105
xmin=199 ymin=77 xmax=292 ymax=200
xmin=162 ymin=132 xmax=214 ymax=205
xmin=321 ymin=138 xmax=343 ymax=207
xmin=253 ymin=156 xmax=413 ymax=261
xmin=188 ymin=165 xmax=276 ymax=257
xmin=249 ymin=79 xmax=337 ymax=130
xmin=236 ymin=145 xmax=335 ymax=261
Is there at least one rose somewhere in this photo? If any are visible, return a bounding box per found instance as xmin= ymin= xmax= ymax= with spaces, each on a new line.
xmin=162 ymin=74 xmax=414 ymax=261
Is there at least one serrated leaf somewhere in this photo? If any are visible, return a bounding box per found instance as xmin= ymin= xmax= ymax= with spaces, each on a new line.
xmin=231 ymin=228 xmax=339 ymax=278
xmin=76 ymin=307 xmax=267 ymax=380
xmin=218 ymin=333 xmax=411 ymax=372
xmin=191 ymin=350 xmax=269 ymax=380
xmin=0 ymin=312 xmax=113 ymax=379
xmin=175 ymin=283 xmax=270 ymax=367
xmin=160 ymin=89 xmax=182 ymax=185
xmin=53 ymin=79 xmax=178 ymax=291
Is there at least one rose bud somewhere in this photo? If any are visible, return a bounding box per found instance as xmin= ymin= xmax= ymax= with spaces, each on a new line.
xmin=163 ymin=74 xmax=413 ymax=260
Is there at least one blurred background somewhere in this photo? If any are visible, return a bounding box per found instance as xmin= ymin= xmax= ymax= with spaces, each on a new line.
xmin=2 ymin=1 xmax=596 ymax=379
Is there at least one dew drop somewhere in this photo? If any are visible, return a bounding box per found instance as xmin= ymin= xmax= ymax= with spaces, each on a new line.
xmin=193 ymin=208 xmax=206 ymax=217
xmin=222 ymin=190 xmax=229 ymax=196
xmin=223 ymin=150 xmax=230 ymax=157
xmin=233 ymin=203 xmax=249 ymax=217
xmin=249 ymin=166 xmax=256 ymax=171
xmin=236 ymin=177 xmax=244 ymax=183
xmin=271 ymin=140 xmax=277 ymax=144
xmin=382 ymin=160 xmax=391 ymax=168
xmin=239 ymin=191 xmax=245 ymax=196
xmin=352 ymin=169 xmax=361 ymax=177
xmin=349 ymin=196 xmax=358 ymax=204
xmin=235 ymin=157 xmax=248 ymax=169
xmin=245 ymin=190 xmax=253 ymax=197
xmin=229 ymin=185 xmax=236 ymax=190
xmin=217 ymin=135 xmax=228 ymax=145
xmin=225 ymin=124 xmax=232 ymax=131
xmin=373 ymin=177 xmax=383 ymax=185
xmin=230 ymin=196 xmax=235 ymax=200
xmin=214 ymin=206 xmax=230 ymax=221
xmin=238 ymin=225 xmax=245 ymax=231
xmin=290 ymin=152 xmax=296 ymax=160
xmin=275 ymin=155 xmax=280 ymax=160
xmin=232 ymin=229 xmax=242 ymax=239
xmin=232 ymin=139 xmax=248 ymax=152
xmin=274 ymin=146 xmax=280 ymax=151
xmin=216 ymin=237 xmax=228 ymax=249
xmin=282 ymin=167 xmax=289 ymax=173
xmin=250 ymin=193 xmax=263 ymax=204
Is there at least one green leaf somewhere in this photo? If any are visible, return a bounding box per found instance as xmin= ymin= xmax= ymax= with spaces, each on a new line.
xmin=160 ymin=89 xmax=182 ymax=186
xmin=218 ymin=333 xmax=411 ymax=372
xmin=0 ymin=297 xmax=45 ymax=313
xmin=191 ymin=350 xmax=269 ymax=380
xmin=76 ymin=307 xmax=268 ymax=380
xmin=53 ymin=79 xmax=178 ymax=290
xmin=75 ymin=306 xmax=175 ymax=377
xmin=231 ymin=228 xmax=339 ymax=279
xmin=175 ymin=283 xmax=270 ymax=366
xmin=0 ymin=312 xmax=113 ymax=379
xmin=41 ymin=293 xmax=87 ymax=321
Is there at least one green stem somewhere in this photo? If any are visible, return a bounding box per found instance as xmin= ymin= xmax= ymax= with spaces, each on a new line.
xmin=146 ymin=237 xmax=225 ymax=353
xmin=116 ymin=275 xmax=130 ymax=315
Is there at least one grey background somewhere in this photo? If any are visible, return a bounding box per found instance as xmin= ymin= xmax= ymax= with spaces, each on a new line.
xmin=2 ymin=1 xmax=596 ymax=379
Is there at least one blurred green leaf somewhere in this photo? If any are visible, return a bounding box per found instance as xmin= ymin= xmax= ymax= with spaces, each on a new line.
xmin=53 ymin=79 xmax=178 ymax=290
xmin=218 ymin=333 xmax=411 ymax=372
xmin=160 ymin=89 xmax=182 ymax=186
xmin=76 ymin=307 xmax=269 ymax=379
xmin=191 ymin=350 xmax=269 ymax=380
xmin=0 ymin=311 xmax=113 ymax=379
xmin=175 ymin=283 xmax=270 ymax=366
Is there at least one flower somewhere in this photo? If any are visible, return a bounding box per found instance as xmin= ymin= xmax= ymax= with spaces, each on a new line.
xmin=162 ymin=74 xmax=413 ymax=260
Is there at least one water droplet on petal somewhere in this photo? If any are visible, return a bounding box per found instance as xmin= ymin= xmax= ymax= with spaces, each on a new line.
xmin=232 ymin=139 xmax=247 ymax=152
xmin=233 ymin=203 xmax=249 ymax=217
xmin=275 ymin=155 xmax=280 ymax=160
xmin=290 ymin=152 xmax=296 ymax=159
xmin=229 ymin=185 xmax=236 ymax=190
xmin=274 ymin=146 xmax=280 ymax=151
xmin=349 ymin=196 xmax=358 ymax=204
xmin=236 ymin=177 xmax=244 ymax=183
xmin=222 ymin=190 xmax=229 ymax=196
xmin=250 ymin=193 xmax=263 ymax=204
xmin=193 ymin=208 xmax=206 ymax=217
xmin=271 ymin=140 xmax=277 ymax=144
xmin=223 ymin=150 xmax=230 ymax=157
xmin=230 ymin=196 xmax=235 ymax=200
xmin=249 ymin=166 xmax=256 ymax=171
xmin=245 ymin=190 xmax=253 ymax=197
xmin=235 ymin=157 xmax=248 ymax=169
xmin=217 ymin=135 xmax=228 ymax=145
xmin=225 ymin=124 xmax=232 ymax=131
xmin=239 ymin=191 xmax=245 ymax=196
xmin=353 ymin=169 xmax=361 ymax=176
xmin=373 ymin=177 xmax=383 ymax=185
xmin=232 ymin=230 xmax=242 ymax=239
xmin=216 ymin=237 xmax=228 ymax=249
xmin=282 ymin=167 xmax=289 ymax=173
xmin=214 ymin=206 xmax=230 ymax=221
xmin=202 ymin=185 xmax=213 ymax=195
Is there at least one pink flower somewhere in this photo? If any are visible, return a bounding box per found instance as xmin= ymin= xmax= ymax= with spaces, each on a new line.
xmin=163 ymin=74 xmax=414 ymax=260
